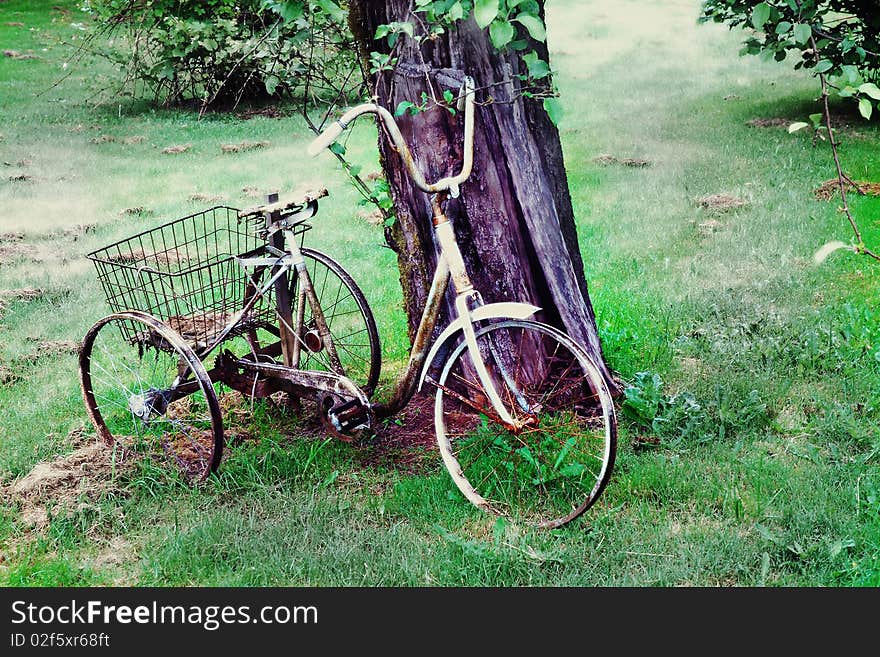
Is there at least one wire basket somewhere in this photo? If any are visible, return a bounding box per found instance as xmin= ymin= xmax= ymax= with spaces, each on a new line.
xmin=88 ymin=206 xmax=304 ymax=349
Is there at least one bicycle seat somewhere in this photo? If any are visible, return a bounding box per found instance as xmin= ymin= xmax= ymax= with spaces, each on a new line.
xmin=238 ymin=187 xmax=329 ymax=222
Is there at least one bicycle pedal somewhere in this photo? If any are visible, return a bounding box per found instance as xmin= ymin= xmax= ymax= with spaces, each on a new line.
xmin=329 ymin=399 xmax=370 ymax=431
xmin=319 ymin=394 xmax=372 ymax=442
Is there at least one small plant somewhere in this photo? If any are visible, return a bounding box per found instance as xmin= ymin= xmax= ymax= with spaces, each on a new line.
xmin=622 ymin=371 xmax=768 ymax=445
xmin=622 ymin=371 xmax=708 ymax=444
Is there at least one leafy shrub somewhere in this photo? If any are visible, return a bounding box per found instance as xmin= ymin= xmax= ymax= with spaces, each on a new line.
xmin=701 ymin=1 xmax=880 ymax=118
xmin=622 ymin=372 xmax=708 ymax=444
xmin=622 ymin=371 xmax=768 ymax=445
xmin=81 ymin=0 xmax=354 ymax=107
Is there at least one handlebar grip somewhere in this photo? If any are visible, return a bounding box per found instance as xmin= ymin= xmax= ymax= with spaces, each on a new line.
xmin=307 ymin=121 xmax=345 ymax=157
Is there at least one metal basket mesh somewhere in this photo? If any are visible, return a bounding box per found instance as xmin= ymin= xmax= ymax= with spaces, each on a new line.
xmin=88 ymin=206 xmax=281 ymax=347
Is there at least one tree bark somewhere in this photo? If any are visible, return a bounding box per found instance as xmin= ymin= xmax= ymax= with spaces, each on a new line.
xmin=349 ymin=1 xmax=618 ymax=393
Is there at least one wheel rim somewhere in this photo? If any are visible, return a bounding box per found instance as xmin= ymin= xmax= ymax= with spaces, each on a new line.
xmin=293 ymin=248 xmax=380 ymax=394
xmin=80 ymin=312 xmax=223 ymax=482
xmin=235 ymin=248 xmax=381 ymax=396
xmin=434 ymin=320 xmax=616 ymax=528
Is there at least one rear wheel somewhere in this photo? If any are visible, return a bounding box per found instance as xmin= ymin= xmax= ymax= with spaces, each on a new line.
xmin=239 ymin=247 xmax=381 ymax=396
xmin=79 ymin=311 xmax=223 ymax=481
xmin=433 ymin=319 xmax=616 ymax=528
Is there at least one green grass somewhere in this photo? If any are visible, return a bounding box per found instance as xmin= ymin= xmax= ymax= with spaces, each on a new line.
xmin=0 ymin=0 xmax=878 ymax=586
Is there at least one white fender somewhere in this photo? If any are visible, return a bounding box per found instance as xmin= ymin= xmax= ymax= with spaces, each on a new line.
xmin=417 ymin=302 xmax=540 ymax=391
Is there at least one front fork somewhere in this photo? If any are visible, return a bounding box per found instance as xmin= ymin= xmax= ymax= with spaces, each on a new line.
xmin=433 ymin=205 xmax=533 ymax=431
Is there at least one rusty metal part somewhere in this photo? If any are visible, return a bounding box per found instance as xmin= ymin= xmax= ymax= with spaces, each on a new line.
xmin=213 ymin=351 xmax=281 ymax=398
xmin=303 ymin=328 xmax=323 ymax=353
xmin=237 ymin=188 xmax=328 ymax=220
xmin=423 ymin=375 xmax=513 ymax=429
xmin=293 ymin=257 xmax=344 ymax=373
xmin=372 ymin=257 xmax=450 ymax=419
xmin=231 ymin=357 xmax=362 ymax=401
xmin=318 ymin=393 xmax=373 ymax=442
xmin=291 ymin=279 xmax=307 ymax=367
xmin=264 ymin=194 xmax=298 ymax=369
xmin=79 ymin=311 xmax=224 ymax=480
xmin=430 ymin=191 xmax=449 ymax=227
xmin=230 ymin=248 xmax=381 ymax=395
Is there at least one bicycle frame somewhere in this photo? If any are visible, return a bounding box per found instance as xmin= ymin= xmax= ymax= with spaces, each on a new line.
xmin=371 ymin=192 xmax=538 ymax=429
xmin=192 ymin=75 xmax=538 ymax=431
xmin=183 ymin=197 xmax=348 ymax=398
xmin=303 ymin=76 xmax=539 ymax=429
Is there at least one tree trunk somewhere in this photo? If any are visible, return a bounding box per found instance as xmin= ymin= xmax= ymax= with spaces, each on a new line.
xmin=348 ymin=1 xmax=618 ymax=393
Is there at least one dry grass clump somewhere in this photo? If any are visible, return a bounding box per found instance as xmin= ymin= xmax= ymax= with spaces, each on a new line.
xmin=221 ymin=140 xmax=270 ymax=153
xmin=696 ymin=193 xmax=748 ymax=212
xmin=814 ymin=178 xmax=880 ymax=201
xmin=161 ymin=143 xmax=191 ymax=154
xmin=592 ymin=153 xmax=652 ymax=167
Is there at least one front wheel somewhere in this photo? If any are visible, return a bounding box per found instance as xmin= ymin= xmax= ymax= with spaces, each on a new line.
xmin=433 ymin=319 xmax=617 ymax=529
xmin=79 ymin=311 xmax=224 ymax=481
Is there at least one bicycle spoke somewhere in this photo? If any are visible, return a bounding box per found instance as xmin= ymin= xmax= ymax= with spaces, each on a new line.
xmin=83 ymin=314 xmax=221 ymax=483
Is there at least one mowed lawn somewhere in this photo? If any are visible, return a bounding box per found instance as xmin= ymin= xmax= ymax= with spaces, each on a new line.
xmin=0 ymin=0 xmax=877 ymax=586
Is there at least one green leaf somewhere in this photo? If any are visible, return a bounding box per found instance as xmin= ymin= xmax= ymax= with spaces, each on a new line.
xmin=264 ymin=74 xmax=280 ymax=95
xmin=557 ymin=463 xmax=587 ymax=478
xmin=774 ymin=21 xmax=792 ymax=35
xmin=858 ymin=97 xmax=873 ymax=120
xmin=787 ymin=121 xmax=808 ymax=133
xmin=492 ymin=516 xmax=507 ymax=545
xmin=447 ymin=1 xmax=464 ymax=22
xmin=841 ymin=64 xmax=860 ymax=84
xmin=553 ymin=436 xmax=576 ymax=470
xmin=808 ymin=113 xmax=823 ymax=127
xmin=489 ymin=20 xmax=514 ymax=49
xmin=516 ymin=445 xmax=539 ymax=469
xmin=395 ymin=100 xmax=415 ymax=116
xmin=474 ymin=0 xmax=499 ymax=29
xmin=313 ymin=0 xmax=344 ymax=22
xmin=329 ymin=141 xmax=346 ymax=155
xmin=543 ymin=97 xmax=563 ymax=126
xmin=829 ymin=538 xmax=855 ymax=559
xmin=513 ymin=13 xmax=546 ymax=41
xmin=266 ymin=1 xmax=304 ymax=23
xmin=750 ymin=2 xmax=771 ymax=30
xmin=522 ymin=51 xmax=550 ymax=79
xmin=814 ymin=59 xmax=833 ymax=74
xmin=793 ymin=23 xmax=812 ymax=45
xmin=858 ymin=82 xmax=880 ymax=100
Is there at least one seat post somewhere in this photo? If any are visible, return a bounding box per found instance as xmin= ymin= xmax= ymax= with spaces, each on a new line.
xmin=266 ymin=191 xmax=297 ymax=367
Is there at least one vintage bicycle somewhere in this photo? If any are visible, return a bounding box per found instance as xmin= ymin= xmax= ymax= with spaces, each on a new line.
xmin=79 ymin=76 xmax=617 ymax=528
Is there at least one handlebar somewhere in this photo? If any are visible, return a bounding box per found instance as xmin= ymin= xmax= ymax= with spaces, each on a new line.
xmin=308 ymin=76 xmax=475 ymax=196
